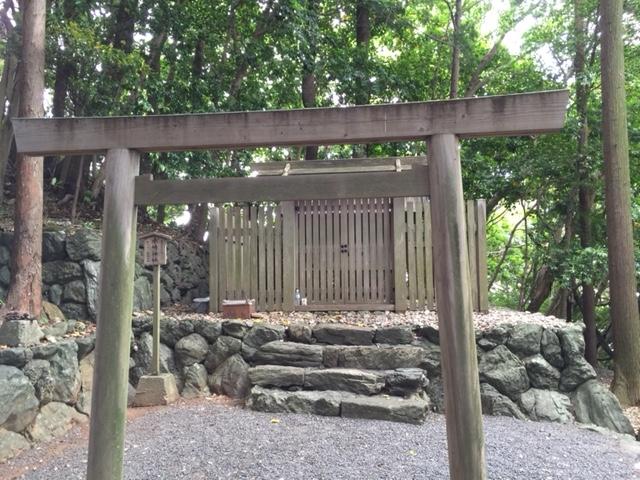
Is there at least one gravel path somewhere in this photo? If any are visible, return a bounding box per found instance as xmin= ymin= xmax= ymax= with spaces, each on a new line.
xmin=2 ymin=399 xmax=639 ymax=480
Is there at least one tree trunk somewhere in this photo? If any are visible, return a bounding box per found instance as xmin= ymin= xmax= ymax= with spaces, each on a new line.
xmin=600 ymin=0 xmax=640 ymax=406
xmin=449 ymin=0 xmax=462 ymax=99
xmin=526 ymin=265 xmax=554 ymax=313
xmin=302 ymin=0 xmax=319 ymax=161
xmin=5 ymin=0 xmax=46 ymax=320
xmin=574 ymin=0 xmax=598 ymax=367
xmin=354 ymin=0 xmax=370 ymax=157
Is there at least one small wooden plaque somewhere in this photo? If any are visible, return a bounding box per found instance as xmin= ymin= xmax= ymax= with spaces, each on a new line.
xmin=139 ymin=232 xmax=172 ymax=266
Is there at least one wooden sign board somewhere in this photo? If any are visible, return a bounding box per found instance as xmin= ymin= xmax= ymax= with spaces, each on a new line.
xmin=139 ymin=232 xmax=171 ymax=266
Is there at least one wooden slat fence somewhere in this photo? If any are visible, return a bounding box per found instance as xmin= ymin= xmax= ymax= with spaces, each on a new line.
xmin=209 ymin=198 xmax=488 ymax=312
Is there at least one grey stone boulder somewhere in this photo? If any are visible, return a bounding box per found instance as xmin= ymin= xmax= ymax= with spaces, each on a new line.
xmin=42 ymin=261 xmax=83 ymax=284
xmin=82 ymin=260 xmax=100 ymax=320
xmin=506 ymin=323 xmax=543 ymax=357
xmin=175 ymin=333 xmax=209 ymax=367
xmin=0 ymin=346 xmax=33 ymax=368
xmin=42 ymin=320 xmax=69 ymax=339
xmin=557 ymin=323 xmax=586 ymax=364
xmin=304 ymin=368 xmax=385 ymax=395
xmin=524 ymin=354 xmax=560 ymax=390
xmin=253 ymin=341 xmax=324 ymax=368
xmin=414 ymin=340 xmax=441 ymax=377
xmin=193 ymin=319 xmax=222 ymax=343
xmin=341 ymin=394 xmax=430 ymax=424
xmin=481 ymin=324 xmax=512 ymax=349
xmin=416 ymin=325 xmax=439 ymax=344
xmin=222 ymin=320 xmax=252 ymax=339
xmin=29 ymin=341 xmax=81 ymax=404
xmin=0 ymin=245 xmax=9 ymax=265
xmin=480 ymin=383 xmax=526 ymax=420
xmin=338 ymin=345 xmax=425 ymax=370
xmin=478 ymin=345 xmax=529 ymax=400
xmin=48 ymin=284 xmax=63 ymax=305
xmin=540 ymin=329 xmax=564 ymax=369
xmin=0 ymin=366 xmax=39 ymax=432
xmin=243 ymin=324 xmax=286 ymax=349
xmin=182 ymin=364 xmax=210 ymax=399
xmin=323 ymin=346 xmax=341 ymax=368
xmin=559 ymin=360 xmax=597 ymax=392
xmin=132 ymin=277 xmax=153 ymax=312
xmin=26 ymin=402 xmax=88 ymax=443
xmin=0 ymin=320 xmax=44 ymax=347
xmin=75 ymin=335 xmax=95 ymax=360
xmin=247 ymin=386 xmax=342 ymax=416
xmin=130 ymin=332 xmax=178 ymax=385
xmin=60 ymin=302 xmax=88 ymax=320
xmin=43 ymin=231 xmax=66 ymax=261
xmin=313 ymin=324 xmax=374 ymax=345
xmin=288 ymin=323 xmax=313 ymax=343
xmin=208 ymin=354 xmax=250 ymax=399
xmin=248 ymin=365 xmax=305 ymax=388
xmin=204 ymin=336 xmax=242 ymax=373
xmin=425 ymin=377 xmax=445 ymax=413
xmin=0 ymin=266 xmax=9 ymax=286
xmin=572 ymin=380 xmax=634 ymax=435
xmin=66 ymin=229 xmax=101 ymax=261
xmin=160 ymin=317 xmax=195 ymax=347
xmin=63 ymin=280 xmax=86 ymax=304
xmin=385 ymin=368 xmax=428 ymax=397
xmin=518 ymin=388 xmax=573 ymax=424
xmin=76 ymin=351 xmax=94 ymax=415
xmin=374 ymin=326 xmax=414 ymax=345
xmin=0 ymin=428 xmax=30 ymax=462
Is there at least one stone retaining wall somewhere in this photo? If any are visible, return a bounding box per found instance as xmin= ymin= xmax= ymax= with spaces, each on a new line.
xmin=0 ymin=228 xmax=208 ymax=321
xmin=0 ymin=317 xmax=634 ymax=462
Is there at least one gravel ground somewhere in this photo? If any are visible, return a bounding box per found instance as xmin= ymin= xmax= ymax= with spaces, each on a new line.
xmin=158 ymin=307 xmax=567 ymax=330
xmin=2 ymin=399 xmax=639 ymax=480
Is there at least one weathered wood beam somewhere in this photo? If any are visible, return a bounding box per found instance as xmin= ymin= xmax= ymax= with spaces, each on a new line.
xmin=86 ymin=149 xmax=139 ymax=480
xmin=428 ymin=134 xmax=486 ymax=479
xmin=134 ymin=167 xmax=430 ymax=205
xmin=250 ymin=156 xmax=427 ymax=176
xmin=13 ymin=90 xmax=568 ymax=156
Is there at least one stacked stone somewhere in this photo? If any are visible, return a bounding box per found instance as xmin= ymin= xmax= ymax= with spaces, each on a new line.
xmin=0 ymin=228 xmax=209 ymax=321
xmin=0 ymin=335 xmax=95 ymax=462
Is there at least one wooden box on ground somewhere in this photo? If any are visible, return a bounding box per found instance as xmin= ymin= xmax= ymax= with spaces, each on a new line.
xmin=222 ymin=299 xmax=255 ymax=319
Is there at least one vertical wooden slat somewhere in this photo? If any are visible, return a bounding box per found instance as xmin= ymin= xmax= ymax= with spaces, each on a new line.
xmin=319 ymin=201 xmax=327 ymax=303
xmin=383 ymin=198 xmax=392 ymax=303
xmin=375 ymin=198 xmax=384 ymax=302
xmin=274 ymin=205 xmax=282 ymax=309
xmin=362 ymin=199 xmax=371 ymax=302
xmin=348 ymin=199 xmax=356 ymax=302
xmin=476 ymin=199 xmax=489 ymax=312
xmin=208 ymin=206 xmax=219 ymax=312
xmin=257 ymin=205 xmax=266 ymax=310
xmin=355 ymin=199 xmax=363 ymax=302
xmin=241 ymin=206 xmax=249 ymax=298
xmin=327 ymin=201 xmax=335 ymax=303
xmin=428 ymin=133 xmax=486 ymax=480
xmin=415 ymin=198 xmax=426 ymax=309
xmin=466 ymin=200 xmax=479 ymax=311
xmin=297 ymin=202 xmax=305 ymax=302
xmin=305 ymin=200 xmax=313 ymax=303
xmin=282 ymin=201 xmax=296 ymax=311
xmin=392 ymin=197 xmax=408 ymax=311
xmin=424 ymin=198 xmax=435 ymax=310
xmin=234 ymin=207 xmax=242 ymax=298
xmin=266 ymin=205 xmax=274 ymax=310
xmin=406 ymin=199 xmax=417 ymax=309
xmin=250 ymin=205 xmax=258 ymax=303
xmin=340 ymin=199 xmax=349 ymax=303
xmin=224 ymin=208 xmax=232 ymax=299
xmin=218 ymin=207 xmax=227 ymax=302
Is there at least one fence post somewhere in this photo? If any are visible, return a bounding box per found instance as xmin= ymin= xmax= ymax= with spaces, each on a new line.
xmin=86 ymin=148 xmax=139 ymax=480
xmin=428 ymin=134 xmax=486 ymax=480
xmin=392 ymin=197 xmax=408 ymax=311
xmin=208 ymin=205 xmax=219 ymax=313
xmin=476 ymin=199 xmax=489 ymax=312
xmin=466 ymin=200 xmax=479 ymax=311
xmin=281 ymin=201 xmax=297 ymax=311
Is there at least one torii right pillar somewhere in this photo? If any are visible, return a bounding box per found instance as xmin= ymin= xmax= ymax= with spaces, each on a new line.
xmin=428 ymin=133 xmax=486 ymax=480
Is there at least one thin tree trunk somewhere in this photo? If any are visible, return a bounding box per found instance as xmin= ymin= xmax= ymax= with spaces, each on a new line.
xmin=302 ymin=0 xmax=319 ymax=160
xmin=600 ymin=0 xmax=640 ymax=406
xmin=354 ymin=0 xmax=370 ymax=157
xmin=5 ymin=0 xmax=46 ymax=320
xmin=449 ymin=0 xmax=462 ymax=99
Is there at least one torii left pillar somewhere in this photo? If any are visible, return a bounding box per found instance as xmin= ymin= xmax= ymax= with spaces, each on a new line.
xmin=87 ymin=149 xmax=139 ymax=480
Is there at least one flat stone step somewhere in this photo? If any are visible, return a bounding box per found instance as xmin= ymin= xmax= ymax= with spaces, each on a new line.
xmin=246 ymin=386 xmax=430 ymax=425
xmin=252 ymin=342 xmax=324 ymax=368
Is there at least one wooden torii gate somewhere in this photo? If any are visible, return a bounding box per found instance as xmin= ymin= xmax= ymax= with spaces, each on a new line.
xmin=12 ymin=90 xmax=568 ymax=480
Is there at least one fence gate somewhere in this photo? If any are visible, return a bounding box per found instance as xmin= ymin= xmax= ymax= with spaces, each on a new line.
xmin=294 ymin=198 xmax=393 ymax=310
xmin=209 ymin=198 xmax=488 ymax=313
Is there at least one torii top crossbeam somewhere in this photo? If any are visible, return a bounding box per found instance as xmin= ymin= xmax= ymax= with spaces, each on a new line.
xmin=12 ymin=90 xmax=568 ymax=480
xmin=13 ymin=90 xmax=568 ymax=155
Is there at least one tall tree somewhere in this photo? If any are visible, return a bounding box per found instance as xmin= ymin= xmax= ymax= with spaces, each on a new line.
xmin=301 ymin=0 xmax=319 ymax=160
xmin=600 ymin=0 xmax=640 ymax=405
xmin=5 ymin=0 xmax=46 ymax=319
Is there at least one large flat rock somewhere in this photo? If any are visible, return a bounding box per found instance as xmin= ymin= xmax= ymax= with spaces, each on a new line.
xmin=253 ymin=341 xmax=324 ymax=368
xmin=247 ymin=386 xmax=342 ymax=416
xmin=248 ymin=365 xmax=305 ymax=388
xmin=336 ymin=345 xmax=425 ymax=370
xmin=304 ymin=368 xmax=385 ymax=395
xmin=341 ymin=394 xmax=430 ymax=425
xmin=313 ymin=324 xmax=374 ymax=346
